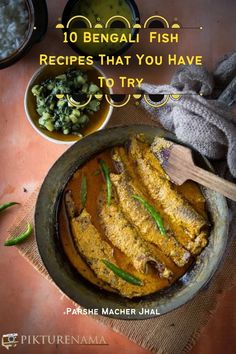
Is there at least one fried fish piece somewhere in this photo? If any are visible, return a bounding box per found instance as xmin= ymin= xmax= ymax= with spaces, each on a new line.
xmin=65 ymin=191 xmax=154 ymax=298
xmin=65 ymin=191 xmax=174 ymax=297
xmin=110 ymin=172 xmax=191 ymax=267
xmin=99 ymin=193 xmax=172 ymax=279
xmin=129 ymin=137 xmax=208 ymax=241
xmin=113 ymin=145 xmax=207 ymax=255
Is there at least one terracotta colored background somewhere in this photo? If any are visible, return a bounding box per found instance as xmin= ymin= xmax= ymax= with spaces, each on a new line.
xmin=1 ymin=0 xmax=236 ymax=353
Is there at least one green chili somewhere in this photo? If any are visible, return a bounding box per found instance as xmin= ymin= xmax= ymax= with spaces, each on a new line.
xmin=4 ymin=223 xmax=33 ymax=246
xmin=102 ymin=259 xmax=142 ymax=286
xmin=92 ymin=169 xmax=101 ymax=176
xmin=133 ymin=195 xmax=166 ymax=236
xmin=80 ymin=175 xmax=87 ymax=208
xmin=0 ymin=202 xmax=19 ymax=213
xmin=99 ymin=160 xmax=112 ymax=205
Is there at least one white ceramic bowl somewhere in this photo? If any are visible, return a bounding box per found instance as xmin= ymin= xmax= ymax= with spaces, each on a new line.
xmin=24 ymin=64 xmax=113 ymax=144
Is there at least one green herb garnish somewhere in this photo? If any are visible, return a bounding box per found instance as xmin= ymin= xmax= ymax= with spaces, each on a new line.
xmin=133 ymin=195 xmax=166 ymax=236
xmin=92 ymin=169 xmax=101 ymax=176
xmin=80 ymin=175 xmax=87 ymax=208
xmin=99 ymin=160 xmax=112 ymax=205
xmin=102 ymin=260 xmax=142 ymax=286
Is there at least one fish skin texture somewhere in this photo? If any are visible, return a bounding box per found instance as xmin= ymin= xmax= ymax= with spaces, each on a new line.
xmin=65 ymin=192 xmax=142 ymax=297
xmin=113 ymin=144 xmax=208 ymax=255
xmin=110 ymin=172 xmax=191 ymax=267
xmin=99 ymin=193 xmax=172 ymax=279
xmin=129 ymin=137 xmax=207 ymax=240
xmin=65 ymin=192 xmax=171 ymax=297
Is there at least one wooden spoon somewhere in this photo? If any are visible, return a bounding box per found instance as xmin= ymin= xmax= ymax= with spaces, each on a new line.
xmin=154 ymin=142 xmax=236 ymax=201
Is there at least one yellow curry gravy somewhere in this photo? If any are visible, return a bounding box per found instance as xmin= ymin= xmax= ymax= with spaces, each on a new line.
xmin=69 ymin=0 xmax=136 ymax=56
xmin=59 ymin=148 xmax=208 ymax=296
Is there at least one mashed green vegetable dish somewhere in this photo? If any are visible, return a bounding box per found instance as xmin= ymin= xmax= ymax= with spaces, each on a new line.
xmin=32 ymin=68 xmax=103 ymax=136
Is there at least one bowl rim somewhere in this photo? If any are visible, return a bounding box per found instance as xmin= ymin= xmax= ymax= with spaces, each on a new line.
xmin=24 ymin=64 xmax=114 ymax=144
xmin=35 ymin=124 xmax=230 ymax=320
xmin=0 ymin=0 xmax=48 ymax=70
xmin=61 ymin=0 xmax=140 ymax=59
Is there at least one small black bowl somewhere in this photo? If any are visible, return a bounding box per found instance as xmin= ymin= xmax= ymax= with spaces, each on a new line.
xmin=62 ymin=0 xmax=140 ymax=59
xmin=0 ymin=0 xmax=48 ymax=70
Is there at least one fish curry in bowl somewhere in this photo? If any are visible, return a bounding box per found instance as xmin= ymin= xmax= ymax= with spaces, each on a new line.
xmin=59 ymin=135 xmax=210 ymax=298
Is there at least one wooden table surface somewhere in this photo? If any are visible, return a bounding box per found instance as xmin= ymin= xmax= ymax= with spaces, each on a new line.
xmin=0 ymin=1 xmax=236 ymax=353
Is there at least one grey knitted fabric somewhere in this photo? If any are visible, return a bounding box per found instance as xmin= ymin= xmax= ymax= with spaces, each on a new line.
xmin=214 ymin=51 xmax=236 ymax=87
xmin=140 ymin=51 xmax=236 ymax=177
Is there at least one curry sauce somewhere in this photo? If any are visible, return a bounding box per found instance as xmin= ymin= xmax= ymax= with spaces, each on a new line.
xmin=59 ymin=141 xmax=209 ymax=298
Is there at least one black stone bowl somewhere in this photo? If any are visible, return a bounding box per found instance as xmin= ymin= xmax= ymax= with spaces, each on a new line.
xmin=35 ymin=125 xmax=229 ymax=320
